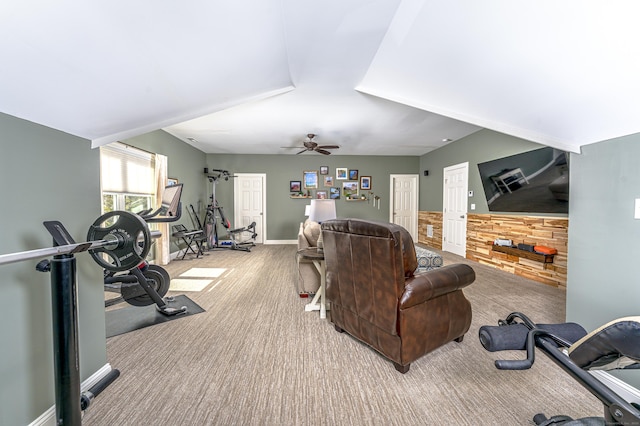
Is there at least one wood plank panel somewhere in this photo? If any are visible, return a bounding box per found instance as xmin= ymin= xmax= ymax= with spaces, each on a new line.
xmin=417 ymin=211 xmax=443 ymax=249
xmin=419 ymin=211 xmax=568 ymax=289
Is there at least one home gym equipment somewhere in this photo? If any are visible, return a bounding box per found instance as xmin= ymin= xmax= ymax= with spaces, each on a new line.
xmin=202 ymin=169 xmax=257 ymax=252
xmin=102 ymin=184 xmax=187 ymax=316
xmin=0 ymin=210 xmax=161 ymax=426
xmin=479 ymin=312 xmax=640 ymax=425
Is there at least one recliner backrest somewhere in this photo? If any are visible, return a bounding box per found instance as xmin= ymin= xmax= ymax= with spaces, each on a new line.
xmin=322 ymin=218 xmax=415 ymax=335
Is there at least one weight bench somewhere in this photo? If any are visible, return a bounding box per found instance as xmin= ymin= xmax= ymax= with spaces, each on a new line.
xmin=480 ymin=312 xmax=640 ymax=425
xmin=226 ymin=221 xmax=257 ymax=251
xmin=172 ymin=224 xmax=206 ymax=260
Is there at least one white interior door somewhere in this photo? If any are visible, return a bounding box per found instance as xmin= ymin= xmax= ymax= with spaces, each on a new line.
xmin=389 ymin=174 xmax=419 ymax=241
xmin=234 ymin=173 xmax=265 ymax=244
xmin=442 ymin=162 xmax=468 ymax=257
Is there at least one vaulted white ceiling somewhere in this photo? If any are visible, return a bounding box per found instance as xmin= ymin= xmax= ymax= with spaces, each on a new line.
xmin=2 ymin=1 xmax=639 ymax=156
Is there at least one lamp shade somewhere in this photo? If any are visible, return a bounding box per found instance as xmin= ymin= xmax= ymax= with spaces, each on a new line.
xmin=309 ymin=199 xmax=336 ymax=223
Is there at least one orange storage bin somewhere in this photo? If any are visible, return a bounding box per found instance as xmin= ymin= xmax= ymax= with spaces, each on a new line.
xmin=534 ymin=245 xmax=557 ymax=255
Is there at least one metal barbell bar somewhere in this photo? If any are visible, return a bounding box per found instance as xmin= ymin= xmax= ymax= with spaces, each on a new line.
xmin=0 ymin=211 xmax=160 ymax=271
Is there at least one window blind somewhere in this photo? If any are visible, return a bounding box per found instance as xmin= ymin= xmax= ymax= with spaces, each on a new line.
xmin=100 ymin=142 xmax=155 ymax=195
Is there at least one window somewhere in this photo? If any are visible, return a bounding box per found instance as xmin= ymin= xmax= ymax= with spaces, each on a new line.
xmin=100 ymin=142 xmax=155 ymax=214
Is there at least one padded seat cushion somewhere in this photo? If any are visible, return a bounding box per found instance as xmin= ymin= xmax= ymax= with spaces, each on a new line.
xmin=568 ymin=316 xmax=640 ymax=370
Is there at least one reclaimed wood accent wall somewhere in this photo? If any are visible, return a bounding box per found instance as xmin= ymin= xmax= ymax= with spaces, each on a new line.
xmin=418 ymin=211 xmax=568 ymax=288
xmin=417 ymin=211 xmax=443 ymax=249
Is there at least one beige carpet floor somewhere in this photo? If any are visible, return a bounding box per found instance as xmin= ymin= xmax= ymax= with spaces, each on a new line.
xmin=83 ymin=244 xmax=602 ymax=425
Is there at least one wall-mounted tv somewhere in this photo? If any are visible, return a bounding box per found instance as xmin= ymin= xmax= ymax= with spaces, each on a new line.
xmin=477 ymin=147 xmax=569 ymax=214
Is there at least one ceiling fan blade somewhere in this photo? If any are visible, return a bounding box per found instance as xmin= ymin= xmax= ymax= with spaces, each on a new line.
xmin=317 ymin=145 xmax=339 ymax=149
xmin=315 ymin=149 xmax=332 ymax=155
xmin=295 ymin=149 xmax=307 ymax=155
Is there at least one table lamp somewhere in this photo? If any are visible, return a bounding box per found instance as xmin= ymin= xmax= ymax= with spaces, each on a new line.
xmin=309 ymin=199 xmax=337 ymax=252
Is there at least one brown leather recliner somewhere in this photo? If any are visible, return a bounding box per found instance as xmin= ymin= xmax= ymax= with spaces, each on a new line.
xmin=321 ymin=218 xmax=475 ymax=373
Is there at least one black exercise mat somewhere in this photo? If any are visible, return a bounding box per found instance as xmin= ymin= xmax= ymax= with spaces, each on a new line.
xmin=106 ymin=295 xmax=205 ymax=338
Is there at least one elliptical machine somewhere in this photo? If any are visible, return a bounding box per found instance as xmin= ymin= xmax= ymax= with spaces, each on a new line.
xmin=103 ymin=183 xmax=187 ymax=316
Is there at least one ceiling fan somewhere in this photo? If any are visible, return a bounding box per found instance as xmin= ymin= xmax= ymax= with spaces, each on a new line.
xmin=290 ymin=134 xmax=339 ymax=155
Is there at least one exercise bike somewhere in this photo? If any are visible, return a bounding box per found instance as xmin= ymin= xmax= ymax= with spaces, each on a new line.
xmin=480 ymin=312 xmax=640 ymax=425
xmin=102 ymin=183 xmax=187 ymax=316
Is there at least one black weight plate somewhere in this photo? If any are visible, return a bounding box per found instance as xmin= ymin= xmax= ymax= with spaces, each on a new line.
xmin=87 ymin=211 xmax=151 ymax=272
xmin=121 ymin=266 xmax=169 ymax=307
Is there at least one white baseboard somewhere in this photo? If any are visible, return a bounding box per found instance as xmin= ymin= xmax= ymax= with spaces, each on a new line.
xmin=29 ymin=363 xmax=114 ymax=426
xmin=264 ymin=239 xmax=296 ymax=245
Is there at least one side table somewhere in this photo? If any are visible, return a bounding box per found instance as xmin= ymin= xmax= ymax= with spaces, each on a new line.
xmin=297 ymin=248 xmax=328 ymax=319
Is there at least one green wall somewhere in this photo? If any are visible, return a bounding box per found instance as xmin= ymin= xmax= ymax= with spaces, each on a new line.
xmin=567 ymin=134 xmax=640 ymax=388
xmin=0 ymin=113 xmax=104 ymax=425
xmin=120 ymin=134 xmax=420 ymax=242
xmin=419 ymin=129 xmax=552 ymax=214
xmin=205 ymin=154 xmax=419 ymax=241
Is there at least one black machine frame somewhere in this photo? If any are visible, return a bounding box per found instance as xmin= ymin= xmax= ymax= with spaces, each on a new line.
xmin=482 ymin=312 xmax=640 ymax=425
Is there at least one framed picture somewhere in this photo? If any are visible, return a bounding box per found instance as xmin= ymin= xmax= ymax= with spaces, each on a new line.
xmin=342 ymin=181 xmax=359 ymax=198
xmin=330 ymin=187 xmax=340 ymax=199
xmin=290 ymin=180 xmax=302 ymax=192
xmin=360 ymin=176 xmax=371 ymax=190
xmin=167 ymin=178 xmax=179 ymax=186
xmin=349 ymin=169 xmax=359 ymax=180
xmin=324 ymin=176 xmax=334 ymax=187
xmin=316 ymin=190 xmax=328 ymax=199
xmin=320 ymin=166 xmax=329 ymax=175
xmin=303 ymin=170 xmax=319 ymax=189
xmin=336 ymin=167 xmax=348 ymax=180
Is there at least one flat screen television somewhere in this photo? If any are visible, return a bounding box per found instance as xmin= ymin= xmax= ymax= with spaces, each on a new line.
xmin=477 ymin=147 xmax=569 ymax=214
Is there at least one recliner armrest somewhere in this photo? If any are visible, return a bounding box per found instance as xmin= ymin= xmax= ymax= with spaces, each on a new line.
xmin=399 ymin=264 xmax=475 ymax=309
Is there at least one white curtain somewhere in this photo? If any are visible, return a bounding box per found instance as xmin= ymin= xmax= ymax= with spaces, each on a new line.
xmin=154 ymin=154 xmax=170 ymax=265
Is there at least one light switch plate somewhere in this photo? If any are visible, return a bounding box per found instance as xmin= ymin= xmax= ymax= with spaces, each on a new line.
xmin=635 ymin=199 xmax=640 ymax=219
